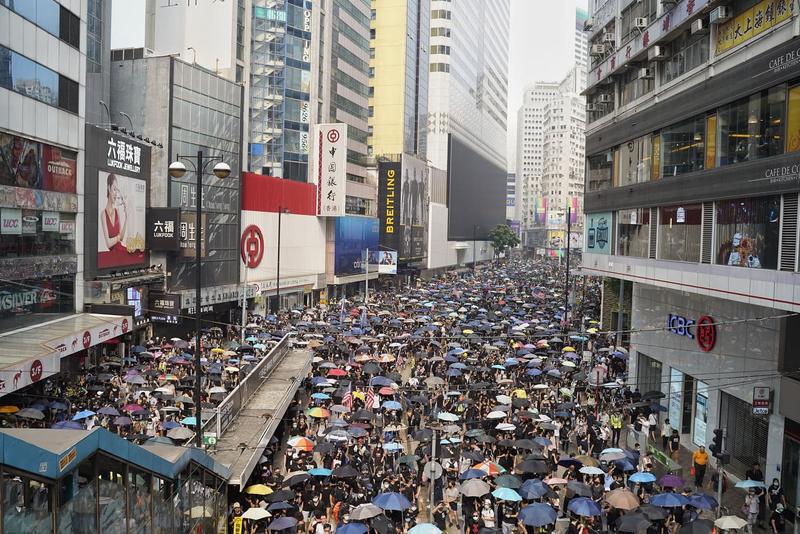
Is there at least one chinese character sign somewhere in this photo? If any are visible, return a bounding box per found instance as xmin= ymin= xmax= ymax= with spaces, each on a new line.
xmin=314 ymin=124 xmax=347 ymax=217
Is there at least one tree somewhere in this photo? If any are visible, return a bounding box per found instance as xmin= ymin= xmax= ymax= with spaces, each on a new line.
xmin=488 ymin=224 xmax=520 ymax=259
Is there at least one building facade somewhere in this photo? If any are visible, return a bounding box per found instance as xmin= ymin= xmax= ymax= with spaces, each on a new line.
xmin=581 ymin=0 xmax=800 ymax=514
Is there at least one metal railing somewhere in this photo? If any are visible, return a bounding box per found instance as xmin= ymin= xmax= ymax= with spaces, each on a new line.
xmin=201 ymin=334 xmax=293 ymax=442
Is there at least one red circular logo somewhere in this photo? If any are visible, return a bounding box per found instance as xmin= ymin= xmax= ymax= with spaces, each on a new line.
xmin=696 ymin=315 xmax=716 ymax=352
xmin=327 ymin=129 xmax=340 ymax=143
xmin=30 ymin=359 xmax=43 ymax=382
xmin=241 ymin=225 xmax=265 ymax=268
xmin=121 ymin=318 xmax=129 ymax=333
xmin=82 ymin=330 xmax=92 ymax=349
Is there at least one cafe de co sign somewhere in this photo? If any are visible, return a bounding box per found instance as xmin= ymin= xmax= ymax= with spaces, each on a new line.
xmin=667 ymin=313 xmax=716 ymax=352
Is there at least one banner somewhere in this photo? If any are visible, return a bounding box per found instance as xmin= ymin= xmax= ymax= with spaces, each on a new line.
xmin=368 ymin=250 xmax=398 ymax=275
xmin=1 ymin=208 xmax=22 ymax=235
xmin=313 ymin=123 xmax=347 ymax=216
xmin=97 ymin=171 xmax=147 ymax=269
xmin=716 ymin=0 xmax=795 ymax=55
xmin=377 ymin=162 xmax=402 ymax=254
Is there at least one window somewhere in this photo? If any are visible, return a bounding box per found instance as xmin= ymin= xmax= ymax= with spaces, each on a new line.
xmin=620 ymin=66 xmax=654 ymax=106
xmin=431 ymin=9 xmax=451 ymax=19
xmin=715 ymin=196 xmax=780 ymax=269
xmin=718 ymin=85 xmax=786 ymax=165
xmin=0 ymin=46 xmax=79 ymax=113
xmin=662 ymin=31 xmax=709 ymax=84
xmin=658 ymin=204 xmax=701 ymax=262
xmin=59 ymin=5 xmax=80 ymax=48
xmin=431 ymin=27 xmax=451 ymax=37
xmin=661 ymin=115 xmax=705 ymax=177
xmin=430 ymin=45 xmax=451 ymax=55
xmin=617 ymin=208 xmax=650 ymax=258
xmin=346 ymin=195 xmax=373 ymax=215
xmin=620 ymin=0 xmax=657 ymax=43
xmin=430 ymin=63 xmax=450 ymax=73
xmin=618 ymin=135 xmax=651 ymax=186
xmin=587 ymin=152 xmax=613 ymax=191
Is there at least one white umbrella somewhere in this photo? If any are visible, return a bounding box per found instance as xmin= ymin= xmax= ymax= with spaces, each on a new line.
xmin=714 ymin=516 xmax=748 ymax=530
xmin=495 ymin=395 xmax=512 ymax=404
xmin=437 ymin=412 xmax=459 ymax=422
xmin=243 ymin=507 xmax=271 ymax=520
xmin=487 ymin=411 xmax=507 ymax=419
xmin=532 ymin=384 xmax=549 ymax=390
xmin=495 ymin=423 xmax=516 ymax=431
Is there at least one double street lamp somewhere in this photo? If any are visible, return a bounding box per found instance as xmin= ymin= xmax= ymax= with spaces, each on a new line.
xmin=169 ymin=152 xmax=231 ymax=448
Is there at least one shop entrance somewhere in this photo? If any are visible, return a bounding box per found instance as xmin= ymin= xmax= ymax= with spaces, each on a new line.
xmin=782 ymin=418 xmax=800 ymax=517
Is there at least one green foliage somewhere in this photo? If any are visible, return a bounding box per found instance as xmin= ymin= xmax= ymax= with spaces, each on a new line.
xmin=488 ymin=224 xmax=520 ymax=257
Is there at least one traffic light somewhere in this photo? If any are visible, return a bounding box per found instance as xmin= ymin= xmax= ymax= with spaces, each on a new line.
xmin=709 ymin=428 xmax=724 ymax=458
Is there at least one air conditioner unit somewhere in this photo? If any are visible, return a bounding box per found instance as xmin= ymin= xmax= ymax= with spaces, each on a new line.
xmin=710 ymin=6 xmax=731 ymax=24
xmin=603 ymin=32 xmax=616 ymax=43
xmin=591 ymin=44 xmax=607 ymax=55
xmin=661 ymin=0 xmax=678 ymax=8
xmin=648 ymin=45 xmax=668 ymax=61
xmin=584 ymin=17 xmax=594 ymax=31
xmin=691 ymin=19 xmax=709 ymax=34
xmin=634 ymin=17 xmax=648 ymax=30
xmin=598 ymin=94 xmax=612 ymax=103
xmin=586 ymin=103 xmax=599 ymax=112
xmin=638 ymin=67 xmax=654 ymax=79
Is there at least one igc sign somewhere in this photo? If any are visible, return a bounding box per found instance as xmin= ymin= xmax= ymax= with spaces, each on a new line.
xmin=667 ymin=314 xmax=716 ymax=352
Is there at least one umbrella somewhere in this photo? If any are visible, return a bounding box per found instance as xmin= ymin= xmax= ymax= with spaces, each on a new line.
xmin=491 ymin=487 xmax=522 ymax=502
xmin=650 ymin=493 xmax=689 ymax=508
xmin=566 ymin=481 xmax=592 ymax=497
xmin=437 ymin=411 xmax=459 ymax=422
xmin=567 ymin=497 xmax=602 ymax=517
xmin=519 ymin=479 xmax=550 ymax=500
xmin=288 ymin=436 xmax=315 ymax=451
xmin=72 ymin=410 xmax=96 ymax=420
xmin=372 ymin=492 xmax=411 ymax=511
xmin=495 ymin=474 xmax=522 ymax=489
xmin=242 ymin=508 xmax=272 ymax=520
xmin=97 ymin=406 xmax=120 ymax=416
xmin=350 ymin=504 xmax=383 ymax=520
xmin=615 ymin=513 xmax=652 ymax=533
xmin=307 ymin=407 xmax=330 ymax=418
xmin=629 ymin=472 xmax=656 ymax=484
xmin=408 ymin=524 xmax=441 ymax=534
xmin=735 ymin=479 xmax=766 ymax=489
xmin=518 ymin=503 xmax=557 ymax=527
xmin=638 ymin=504 xmax=669 ymax=520
xmin=472 ymin=461 xmax=505 ymax=476
xmin=658 ymin=474 xmax=684 ymax=488
xmin=579 ymin=466 xmax=605 ymax=476
xmin=268 ymin=517 xmax=298 ymax=531
xmin=687 ymin=493 xmax=718 ymax=510
xmin=516 ymin=459 xmax=548 ymax=474
xmin=166 ymin=427 xmax=194 ymax=440
xmin=15 ymin=408 xmax=45 ymax=420
xmin=460 ymin=479 xmax=491 ymax=497
xmin=604 ymin=489 xmax=640 ymax=510
xmin=714 ymin=516 xmax=748 ymax=530
xmin=53 ymin=420 xmax=83 ymax=429
xmin=332 ymin=465 xmax=360 ymax=478
xmin=337 ymin=525 xmax=368 ymax=534
xmin=679 ymin=519 xmax=714 ymax=534
xmin=460 ymin=469 xmax=488 ymax=480
xmin=308 ymin=468 xmax=332 ymax=477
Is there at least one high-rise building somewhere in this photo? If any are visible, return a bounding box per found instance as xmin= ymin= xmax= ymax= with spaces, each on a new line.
xmin=582 ymin=0 xmax=800 ymax=500
xmin=368 ymin=0 xmax=429 ymax=160
xmin=426 ymin=0 xmax=509 ymax=172
xmin=506 ymin=173 xmax=516 ymax=220
xmin=574 ymin=4 xmax=589 ymax=91
xmin=86 ymin=0 xmax=113 ymax=126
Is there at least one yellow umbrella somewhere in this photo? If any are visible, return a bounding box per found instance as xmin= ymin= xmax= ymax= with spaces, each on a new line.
xmin=562 ymin=346 xmax=576 ymax=352
xmin=511 ymin=388 xmax=528 ymax=399
xmin=211 ymin=347 xmax=225 ymax=354
xmin=353 ymin=391 xmax=366 ymax=401
xmin=587 ymin=328 xmax=598 ymax=334
xmin=463 ymin=329 xmax=474 ymax=334
xmin=0 ymin=406 xmax=19 ymax=414
xmin=244 ymin=484 xmax=273 ymax=496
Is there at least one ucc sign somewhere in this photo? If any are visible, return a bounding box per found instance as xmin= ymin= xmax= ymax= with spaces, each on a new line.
xmin=667 ymin=313 xmax=717 ymax=352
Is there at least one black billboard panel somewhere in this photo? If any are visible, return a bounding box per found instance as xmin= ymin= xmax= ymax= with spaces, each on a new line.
xmin=150 ymin=291 xmax=181 ymax=324
xmin=446 ymin=135 xmax=505 ymax=241
xmin=147 ymin=207 xmax=181 ymax=251
xmin=377 ymin=161 xmax=401 ymax=254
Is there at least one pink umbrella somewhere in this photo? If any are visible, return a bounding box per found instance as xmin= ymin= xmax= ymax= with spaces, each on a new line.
xmin=122 ymin=404 xmax=145 ymax=413
xmin=658 ymin=474 xmax=684 ymax=488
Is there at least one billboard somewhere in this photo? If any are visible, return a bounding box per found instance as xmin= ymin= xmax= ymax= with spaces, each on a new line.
xmin=96 ymin=171 xmax=147 ymax=269
xmin=147 ymin=207 xmax=181 ymax=251
xmin=368 ymin=250 xmax=398 ymax=275
xmin=0 ymin=132 xmax=77 ymax=193
xmin=377 ymin=156 xmax=428 ymax=264
xmin=585 ymin=212 xmax=612 ymax=255
xmin=334 ymin=217 xmax=379 ymax=276
xmin=446 ymin=134 xmax=505 ymax=240
xmin=377 ymin=161 xmax=401 ymax=254
xmin=313 ymin=123 xmax=347 ymax=216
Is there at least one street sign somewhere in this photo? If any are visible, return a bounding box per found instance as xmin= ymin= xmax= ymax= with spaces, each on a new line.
xmin=203 ymin=433 xmax=218 ymax=448
xmin=752 ymin=387 xmax=770 ymax=415
xmin=423 ymin=461 xmax=443 ymax=480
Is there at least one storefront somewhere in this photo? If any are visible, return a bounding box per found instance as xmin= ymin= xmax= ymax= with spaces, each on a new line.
xmin=629 ymin=283 xmax=786 ymax=483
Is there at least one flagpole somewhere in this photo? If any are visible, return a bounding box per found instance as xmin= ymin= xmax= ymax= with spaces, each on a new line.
xmin=365 ymin=247 xmax=369 ymax=305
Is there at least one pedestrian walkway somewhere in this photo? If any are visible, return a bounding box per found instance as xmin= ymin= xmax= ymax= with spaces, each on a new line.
xmin=211 ymin=349 xmax=313 ymax=488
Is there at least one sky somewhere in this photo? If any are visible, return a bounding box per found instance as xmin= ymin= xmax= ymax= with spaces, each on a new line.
xmin=506 ymin=0 xmax=584 ymax=169
xmin=111 ymin=0 xmax=580 ymax=171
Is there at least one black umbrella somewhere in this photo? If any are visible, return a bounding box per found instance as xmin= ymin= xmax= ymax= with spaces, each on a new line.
xmin=362 ymin=363 xmax=382 ymax=375
xmin=517 ymin=460 xmax=548 ymax=474
xmin=512 ymin=398 xmax=530 ymax=408
xmin=266 ymin=489 xmax=296 ymax=503
xmin=513 ymin=439 xmax=538 ymax=450
xmin=637 ymin=504 xmax=668 ymax=521
xmin=679 ymin=520 xmax=714 ymax=534
xmin=615 ymin=513 xmax=652 ymax=533
xmin=642 ymin=390 xmax=665 ymax=400
xmin=353 ymin=410 xmax=376 ymax=421
xmin=462 ymin=451 xmax=485 ymax=462
xmin=332 ymin=465 xmax=359 ymax=478
xmin=566 ymin=481 xmax=592 ymax=497
xmin=412 ymin=429 xmax=433 ymax=441
xmin=370 ymin=514 xmax=394 ymax=534
xmin=285 ymin=473 xmax=311 ymax=486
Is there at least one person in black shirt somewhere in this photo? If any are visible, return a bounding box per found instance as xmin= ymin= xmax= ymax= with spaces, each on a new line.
xmin=771 ymin=504 xmax=787 ymax=533
xmin=432 ymin=501 xmax=448 ymax=531
xmin=768 ymin=478 xmax=786 ymax=511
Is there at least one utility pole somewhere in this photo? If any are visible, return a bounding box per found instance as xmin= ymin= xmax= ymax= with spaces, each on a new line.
xmin=365 ymin=248 xmax=369 ymax=304
xmin=563 ymin=206 xmax=571 ymax=332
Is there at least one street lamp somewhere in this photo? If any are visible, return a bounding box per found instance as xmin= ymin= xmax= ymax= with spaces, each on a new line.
xmin=168 ymin=152 xmax=230 ymax=448
xmin=275 ymin=207 xmax=289 ymax=313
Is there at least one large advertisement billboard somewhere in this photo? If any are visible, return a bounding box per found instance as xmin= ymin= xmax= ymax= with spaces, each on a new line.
xmin=446 ymin=134 xmax=505 ymax=240
xmin=313 ymin=123 xmax=347 ymax=216
xmin=334 ymin=217 xmax=379 ymax=276
xmin=97 ymin=171 xmax=147 ymax=269
xmin=0 ymin=132 xmax=77 ymax=193
xmin=84 ymin=125 xmax=151 ymax=277
xmin=377 ymin=161 xmax=401 ymax=255
xmin=377 ymin=156 xmax=428 ymax=265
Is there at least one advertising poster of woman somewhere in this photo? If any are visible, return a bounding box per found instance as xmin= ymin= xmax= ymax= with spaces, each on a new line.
xmin=97 ymin=171 xmax=146 ymax=268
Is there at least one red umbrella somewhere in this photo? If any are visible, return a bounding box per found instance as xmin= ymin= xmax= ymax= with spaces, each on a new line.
xmin=378 ymin=387 xmax=396 ymax=396
xmin=327 ymin=369 xmax=348 ymax=377
xmin=122 ymin=404 xmax=145 ymax=413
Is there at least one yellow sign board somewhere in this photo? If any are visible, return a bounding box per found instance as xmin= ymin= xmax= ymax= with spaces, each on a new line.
xmin=716 ymin=0 xmax=795 ymax=55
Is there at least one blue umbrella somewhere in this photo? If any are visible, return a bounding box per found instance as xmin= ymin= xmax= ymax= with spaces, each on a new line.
xmin=180 ymin=416 xmax=197 ymax=426
xmin=447 ymin=369 xmax=462 ymax=377
xmin=311 ymin=377 xmax=330 ymax=385
xmin=614 ymin=459 xmax=637 ymax=472
xmin=567 ymin=497 xmax=602 ymax=517
xmin=519 ymin=479 xmax=550 ymax=499
xmin=72 ymin=410 xmax=96 ymax=421
xmin=382 ymin=401 xmax=402 ymax=411
xmin=492 ymin=487 xmax=522 ymax=502
xmin=687 ymin=493 xmax=718 ymax=510
xmin=53 ymin=420 xmax=83 ymax=429
xmin=311 ymin=393 xmax=331 ymax=400
xmin=519 ymin=503 xmax=558 ymax=527
xmin=408 ymin=524 xmax=441 ymax=534
xmin=268 ymin=502 xmax=295 ymax=511
xmin=527 ymin=369 xmax=543 ymax=376
xmin=308 ymin=468 xmax=332 ymax=477
xmin=372 ymin=492 xmax=412 ymax=511
xmin=533 ymin=437 xmax=552 ymax=447
xmin=348 ymin=427 xmax=368 ymax=438
xmin=132 ymin=345 xmax=147 ymax=353
xmin=371 ymin=376 xmax=392 ymax=387
xmin=449 ymin=362 xmax=468 ymax=369
xmin=337 ymin=524 xmax=368 ymax=534
xmin=650 ymin=493 xmax=689 ymax=508
xmin=162 ymin=421 xmax=181 ymax=430
xmin=735 ymin=479 xmax=766 ymax=489
xmin=460 ymin=469 xmax=489 ymax=480
xmin=268 ymin=516 xmax=298 ymax=531
xmin=49 ymin=401 xmax=68 ymax=411
xmin=629 ymin=472 xmax=656 ymax=484
xmin=383 ymin=442 xmax=404 ymax=451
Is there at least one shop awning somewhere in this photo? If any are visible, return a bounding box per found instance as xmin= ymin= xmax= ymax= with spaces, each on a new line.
xmin=453 ymin=242 xmax=471 ymax=250
xmin=0 ymin=313 xmax=131 ymax=396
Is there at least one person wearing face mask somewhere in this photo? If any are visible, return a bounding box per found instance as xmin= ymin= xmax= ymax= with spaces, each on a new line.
xmin=480 ymin=499 xmax=496 ymax=528
xmin=466 ymin=509 xmax=484 ymax=534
